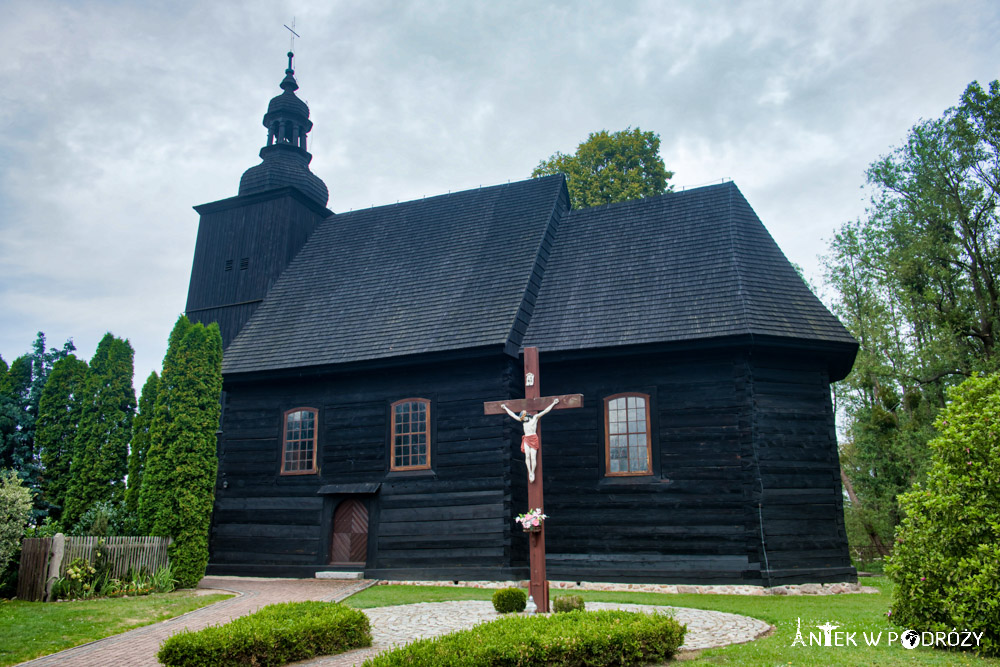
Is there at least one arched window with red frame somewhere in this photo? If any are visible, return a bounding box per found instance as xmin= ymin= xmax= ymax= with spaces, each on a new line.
xmin=604 ymin=393 xmax=652 ymax=476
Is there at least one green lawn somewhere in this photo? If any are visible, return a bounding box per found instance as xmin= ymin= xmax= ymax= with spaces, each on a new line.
xmin=345 ymin=579 xmax=1000 ymax=666
xmin=0 ymin=590 xmax=233 ymax=666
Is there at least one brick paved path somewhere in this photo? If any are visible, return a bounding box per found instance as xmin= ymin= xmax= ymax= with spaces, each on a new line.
xmin=17 ymin=577 xmax=372 ymax=667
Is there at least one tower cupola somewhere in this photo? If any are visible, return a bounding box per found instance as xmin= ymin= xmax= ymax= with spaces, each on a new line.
xmin=238 ymin=52 xmax=329 ymax=207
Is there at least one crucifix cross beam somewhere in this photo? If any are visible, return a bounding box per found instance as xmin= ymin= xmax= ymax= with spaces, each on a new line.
xmin=482 ymin=394 xmax=582 ymax=415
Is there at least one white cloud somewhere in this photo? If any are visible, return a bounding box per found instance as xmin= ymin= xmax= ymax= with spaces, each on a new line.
xmin=1 ymin=0 xmax=999 ymax=383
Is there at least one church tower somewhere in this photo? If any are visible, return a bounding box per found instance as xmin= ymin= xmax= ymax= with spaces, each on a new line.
xmin=185 ymin=53 xmax=331 ymax=348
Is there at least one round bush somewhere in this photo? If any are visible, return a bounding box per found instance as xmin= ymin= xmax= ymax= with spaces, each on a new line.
xmin=887 ymin=373 xmax=1000 ymax=657
xmin=491 ymin=587 xmax=527 ymax=613
xmin=552 ymin=594 xmax=586 ymax=613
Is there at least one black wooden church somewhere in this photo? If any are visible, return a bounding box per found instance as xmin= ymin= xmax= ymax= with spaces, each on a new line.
xmin=186 ymin=55 xmax=858 ymax=585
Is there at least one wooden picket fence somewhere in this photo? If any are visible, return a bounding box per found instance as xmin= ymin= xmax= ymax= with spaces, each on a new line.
xmin=16 ymin=535 xmax=172 ymax=602
xmin=16 ymin=537 xmax=52 ymax=603
xmin=61 ymin=536 xmax=172 ymax=577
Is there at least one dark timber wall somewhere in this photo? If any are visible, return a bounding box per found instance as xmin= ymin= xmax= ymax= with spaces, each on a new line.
xmin=208 ymin=343 xmax=853 ymax=585
xmin=534 ymin=344 xmax=854 ymax=585
xmin=749 ymin=349 xmax=854 ymax=584
xmin=208 ymin=354 xmax=526 ymax=580
xmin=186 ymin=188 xmax=328 ymax=348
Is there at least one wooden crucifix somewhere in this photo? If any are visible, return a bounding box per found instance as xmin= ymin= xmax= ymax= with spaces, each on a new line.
xmin=483 ymin=346 xmax=583 ymax=612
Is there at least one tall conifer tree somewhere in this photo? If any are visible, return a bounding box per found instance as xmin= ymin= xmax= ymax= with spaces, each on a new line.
xmin=0 ymin=356 xmax=32 ymax=474
xmin=63 ymin=334 xmax=136 ymax=528
xmin=141 ymin=316 xmax=223 ymax=587
xmin=0 ymin=334 xmax=76 ymax=518
xmin=139 ymin=317 xmax=191 ymax=534
xmin=36 ymin=355 xmax=89 ymax=523
xmin=126 ymin=371 xmax=159 ymax=515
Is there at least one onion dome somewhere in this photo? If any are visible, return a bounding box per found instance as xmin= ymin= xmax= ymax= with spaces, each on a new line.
xmin=239 ymin=52 xmax=329 ymax=207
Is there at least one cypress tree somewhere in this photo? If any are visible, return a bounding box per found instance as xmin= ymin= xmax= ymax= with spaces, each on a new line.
xmin=141 ymin=316 xmax=222 ymax=587
xmin=1 ymin=334 xmax=76 ymax=519
xmin=36 ymin=355 xmax=89 ymax=523
xmin=0 ymin=356 xmax=32 ymax=474
xmin=0 ymin=355 xmax=18 ymax=471
xmin=63 ymin=334 xmax=136 ymax=528
xmin=139 ymin=316 xmax=192 ymax=534
xmin=126 ymin=371 xmax=159 ymax=516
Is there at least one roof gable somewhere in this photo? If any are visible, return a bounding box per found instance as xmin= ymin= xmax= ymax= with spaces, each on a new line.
xmin=222 ymin=175 xmax=568 ymax=373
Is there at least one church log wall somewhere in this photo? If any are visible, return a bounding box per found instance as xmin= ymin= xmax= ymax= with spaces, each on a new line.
xmin=747 ymin=349 xmax=855 ymax=584
xmin=208 ymin=354 xmax=522 ymax=580
xmin=536 ymin=349 xmax=749 ymax=584
xmin=535 ymin=344 xmax=853 ymax=585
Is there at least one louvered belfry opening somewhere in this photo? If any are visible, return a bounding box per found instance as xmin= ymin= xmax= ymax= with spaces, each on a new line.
xmin=330 ymin=499 xmax=368 ymax=565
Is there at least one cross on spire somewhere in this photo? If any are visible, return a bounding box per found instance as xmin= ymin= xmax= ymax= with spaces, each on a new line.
xmin=284 ymin=18 xmax=300 ymax=54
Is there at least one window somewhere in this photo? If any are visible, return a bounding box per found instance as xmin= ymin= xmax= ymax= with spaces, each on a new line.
xmin=282 ymin=408 xmax=317 ymax=475
xmin=390 ymin=399 xmax=430 ymax=471
xmin=604 ymin=393 xmax=652 ymax=476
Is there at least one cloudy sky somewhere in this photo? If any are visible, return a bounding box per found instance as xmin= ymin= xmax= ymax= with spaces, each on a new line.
xmin=1 ymin=0 xmax=998 ymax=386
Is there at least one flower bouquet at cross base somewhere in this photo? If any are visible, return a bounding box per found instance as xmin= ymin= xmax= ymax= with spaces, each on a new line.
xmin=516 ymin=507 xmax=548 ymax=533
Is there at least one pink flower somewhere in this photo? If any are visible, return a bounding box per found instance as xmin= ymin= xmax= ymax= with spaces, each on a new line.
xmin=920 ymin=577 xmax=925 ymax=581
xmin=531 ymin=518 xmax=540 ymax=527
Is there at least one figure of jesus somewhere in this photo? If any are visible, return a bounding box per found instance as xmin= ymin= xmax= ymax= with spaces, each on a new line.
xmin=501 ymin=398 xmax=559 ymax=483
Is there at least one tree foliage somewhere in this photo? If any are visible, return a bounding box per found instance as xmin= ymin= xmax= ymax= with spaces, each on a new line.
xmin=0 ymin=334 xmax=75 ymax=520
xmin=532 ymin=127 xmax=673 ymax=209
xmin=36 ymin=355 xmax=89 ymax=523
xmin=825 ymin=80 xmax=1000 ymax=550
xmin=887 ymin=373 xmax=1000 ymax=656
xmin=63 ymin=334 xmax=136 ymax=528
xmin=126 ymin=371 xmax=159 ymax=516
xmin=0 ymin=469 xmax=32 ymax=575
xmin=140 ymin=316 xmax=223 ymax=587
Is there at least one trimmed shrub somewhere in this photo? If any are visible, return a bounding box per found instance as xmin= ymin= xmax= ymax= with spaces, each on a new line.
xmin=0 ymin=470 xmax=32 ymax=572
xmin=552 ymin=594 xmax=585 ymax=613
xmin=158 ymin=601 xmax=371 ymax=666
xmin=887 ymin=373 xmax=1000 ymax=657
xmin=363 ymin=609 xmax=686 ymax=666
xmin=491 ymin=587 xmax=526 ymax=613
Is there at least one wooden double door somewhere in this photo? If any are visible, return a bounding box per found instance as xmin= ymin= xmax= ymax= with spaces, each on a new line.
xmin=330 ymin=499 xmax=369 ymax=566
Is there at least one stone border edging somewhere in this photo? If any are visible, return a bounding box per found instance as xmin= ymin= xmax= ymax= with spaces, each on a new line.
xmin=377 ymin=579 xmax=879 ymax=595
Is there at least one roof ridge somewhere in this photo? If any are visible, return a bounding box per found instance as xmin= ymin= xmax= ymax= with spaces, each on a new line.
xmin=333 ymin=174 xmax=566 ymax=216
xmin=505 ymin=175 xmax=568 ymax=355
xmin=566 ymin=181 xmax=735 ymax=215
xmin=725 ymin=184 xmax=753 ymax=337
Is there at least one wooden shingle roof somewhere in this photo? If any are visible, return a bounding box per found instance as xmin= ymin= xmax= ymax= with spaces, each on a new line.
xmin=222 ymin=175 xmax=567 ymax=373
xmin=221 ymin=177 xmax=856 ymax=377
xmin=523 ymin=181 xmax=856 ymax=355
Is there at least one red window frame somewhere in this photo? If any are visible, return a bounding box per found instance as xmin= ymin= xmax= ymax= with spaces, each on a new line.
xmin=390 ymin=398 xmax=431 ymax=471
xmin=281 ymin=407 xmax=318 ymax=475
xmin=604 ymin=393 xmax=652 ymax=476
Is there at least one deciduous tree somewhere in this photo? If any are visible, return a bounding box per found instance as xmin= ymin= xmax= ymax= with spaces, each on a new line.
xmin=532 ymin=127 xmax=673 ymax=209
xmin=825 ymin=79 xmax=1000 ymax=552
xmin=0 ymin=470 xmax=32 ymax=575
